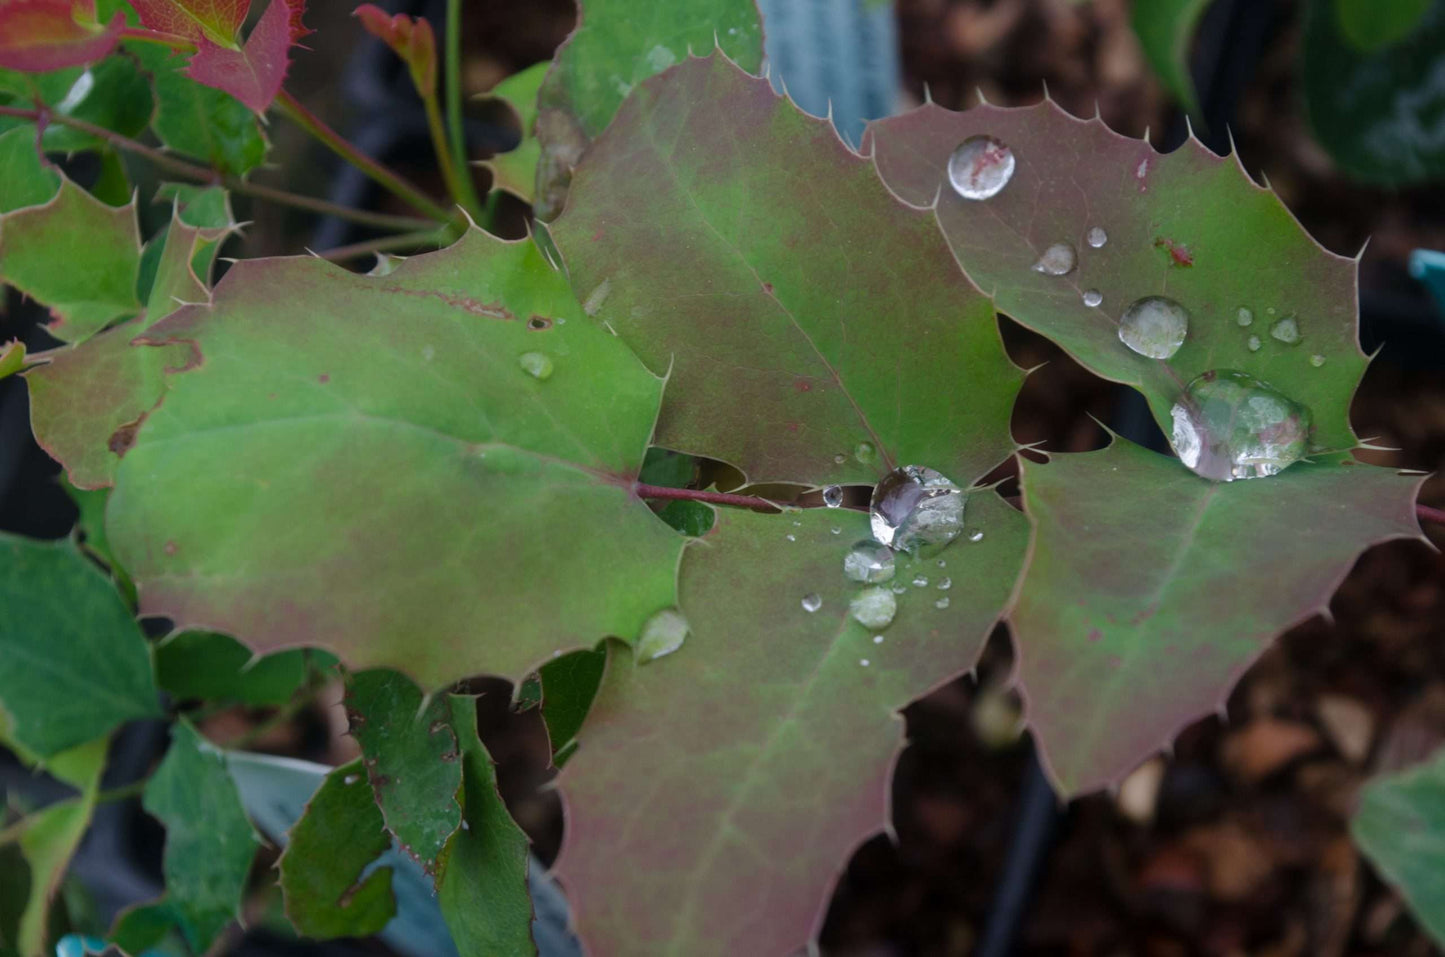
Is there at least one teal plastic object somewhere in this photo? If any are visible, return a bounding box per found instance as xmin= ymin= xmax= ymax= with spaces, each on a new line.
xmin=1409 ymin=249 xmax=1445 ymax=317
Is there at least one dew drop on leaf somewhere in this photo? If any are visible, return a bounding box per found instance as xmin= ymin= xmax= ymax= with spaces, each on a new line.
xmin=890 ymin=583 xmax=907 ymax=594
xmin=518 ymin=351 xmax=554 ymax=380
xmin=872 ymin=635 xmax=885 ymax=644
xmin=968 ymin=529 xmax=984 ymax=542
xmin=1082 ymin=289 xmax=1103 ymax=308
xmin=1247 ymin=335 xmax=1262 ymax=352
xmin=869 ymin=465 xmax=966 ymax=550
xmin=937 ymin=577 xmax=952 ymax=590
xmin=947 ymin=135 xmax=1016 ymax=200
xmin=1270 ymin=316 xmax=1301 ymax=344
xmin=822 ymin=485 xmax=844 ymax=508
xmin=935 ymin=596 xmax=951 ymax=610
xmin=849 ymin=587 xmax=897 ymax=629
xmin=1310 ymin=354 xmax=1326 ymax=367
xmin=830 ymin=526 xmax=842 ymax=535
xmin=1086 ymin=226 xmax=1108 ymax=248
xmin=785 ymin=534 xmax=796 ymax=542
xmin=833 ymin=453 xmax=847 ymax=465
xmin=859 ymin=658 xmax=870 ymax=667
xmin=801 ymin=593 xmax=822 ymax=613
xmin=854 ymin=442 xmax=876 ymax=464
xmin=843 ymin=540 xmax=895 ymax=584
xmin=1236 ymin=306 xmax=1254 ymax=327
xmin=637 ymin=608 xmax=689 ymax=663
xmin=1031 ymin=243 xmax=1077 ymax=277
xmin=1169 ymin=370 xmax=1313 ymax=482
xmin=1118 ymin=295 xmax=1189 ymax=359
xmin=912 ymin=574 xmax=929 ymax=588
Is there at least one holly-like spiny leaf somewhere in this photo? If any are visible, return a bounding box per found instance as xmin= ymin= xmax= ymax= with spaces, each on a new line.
xmin=0 ymin=533 xmax=157 ymax=758
xmin=1010 ymin=439 xmax=1425 ymax=795
xmin=558 ymin=496 xmax=1029 ymax=956
xmin=865 ymin=99 xmax=1368 ymax=456
xmin=479 ymin=61 xmax=548 ymax=204
xmin=1130 ymin=0 xmax=1213 ymax=116
xmin=104 ymin=229 xmax=684 ymax=689
xmin=0 ymin=0 xmax=123 ymax=73
xmin=155 ymin=631 xmax=335 ymax=707
xmin=0 ymin=126 xmax=59 ymax=213
xmin=516 ymin=646 xmax=606 ymax=763
xmin=1352 ymin=745 xmax=1445 ymax=947
xmin=554 ymin=54 xmax=1022 ymax=491
xmin=128 ymin=43 xmax=267 ymax=176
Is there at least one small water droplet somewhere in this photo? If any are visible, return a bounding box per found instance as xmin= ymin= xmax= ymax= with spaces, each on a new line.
xmin=844 ymin=540 xmax=896 ymax=584
xmin=1266 ymin=306 xmax=1277 ymax=316
xmin=937 ymin=577 xmax=952 ymax=590
xmin=1118 ymin=296 xmax=1189 ymax=359
xmin=891 ymin=583 xmax=907 ymax=594
xmin=859 ymin=658 xmax=870 ymax=667
xmin=1236 ymin=307 xmax=1254 ymax=327
xmin=801 ymin=593 xmax=822 ymax=613
xmin=822 ymin=485 xmax=844 ymax=508
xmin=344 ymin=774 xmax=360 ymax=785
xmin=1247 ymin=335 xmax=1262 ymax=352
xmin=833 ymin=453 xmax=847 ymax=465
xmin=854 ymin=442 xmax=876 ymax=464
xmin=1031 ymin=243 xmax=1077 ymax=277
xmin=968 ymin=529 xmax=984 ymax=542
xmin=518 ymin=352 xmax=554 ymax=380
xmin=1086 ymin=226 xmax=1108 ymax=248
xmin=637 ymin=608 xmax=689 ymax=662
xmin=785 ymin=533 xmax=796 ymax=542
xmin=850 ymin=587 xmax=897 ymax=629
xmin=1082 ymin=289 xmax=1103 ymax=308
xmin=936 ymin=559 xmax=946 ymax=568
xmin=869 ymin=465 xmax=966 ymax=551
xmin=935 ymin=596 xmax=951 ymax=610
xmin=912 ymin=574 xmax=929 ymax=588
xmin=1170 ymin=370 xmax=1313 ymax=481
xmin=872 ymin=634 xmax=885 ymax=644
xmin=1310 ymin=354 xmax=1326 ymax=367
xmin=830 ymin=526 xmax=842 ymax=535
xmin=1270 ymin=316 xmax=1300 ymax=344
xmin=421 ymin=344 xmax=435 ymax=361
xmin=947 ymin=135 xmax=1016 ymax=200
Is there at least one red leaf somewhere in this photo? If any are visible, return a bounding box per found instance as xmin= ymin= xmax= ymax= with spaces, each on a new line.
xmin=128 ymin=0 xmax=249 ymax=45
xmin=183 ymin=0 xmax=308 ymax=112
xmin=353 ymin=4 xmax=435 ymax=94
xmin=0 ymin=0 xmax=123 ymax=72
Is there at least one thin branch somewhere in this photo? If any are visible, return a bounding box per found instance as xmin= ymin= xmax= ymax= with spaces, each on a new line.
xmin=319 ymin=226 xmax=454 ymax=262
xmin=634 ymin=483 xmax=783 ymax=511
xmin=97 ymin=779 xmax=149 ymax=804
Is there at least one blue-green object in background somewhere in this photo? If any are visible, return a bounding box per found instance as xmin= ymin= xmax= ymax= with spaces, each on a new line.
xmin=1409 ymin=249 xmax=1445 ymax=318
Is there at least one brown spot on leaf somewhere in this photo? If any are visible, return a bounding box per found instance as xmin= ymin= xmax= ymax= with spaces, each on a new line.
xmin=318 ymin=373 xmax=330 ymax=384
xmin=108 ymin=420 xmax=142 ymax=456
xmin=1087 ymin=628 xmax=1102 ymax=642
xmin=164 ymin=541 xmax=178 ymax=556
xmin=762 ymin=282 xmax=774 ymax=295
xmin=527 ymin=315 xmax=553 ymax=331
xmin=1154 ymin=237 xmax=1194 ymax=268
xmin=794 ymin=379 xmax=812 ymax=392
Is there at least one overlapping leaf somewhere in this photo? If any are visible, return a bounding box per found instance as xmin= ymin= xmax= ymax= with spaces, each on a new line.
xmin=866 ymin=100 xmax=1367 ymax=454
xmin=480 ymin=61 xmax=547 ymax=203
xmin=128 ymin=43 xmax=266 ymax=175
xmin=554 ymin=54 xmax=1021 ymax=490
xmin=1352 ymin=746 xmax=1445 ymax=946
xmin=558 ymin=497 xmax=1028 ymax=956
xmin=0 ymin=0 xmax=123 ymax=72
xmin=0 ymin=57 xmax=154 ymax=153
xmin=1131 ymin=0 xmax=1212 ymax=115
xmin=104 ymin=229 xmax=684 ymax=688
xmin=0 ymin=126 xmax=58 ymax=213
xmin=1011 ymin=440 xmax=1425 ymax=795
xmin=155 ymin=631 xmax=333 ymax=706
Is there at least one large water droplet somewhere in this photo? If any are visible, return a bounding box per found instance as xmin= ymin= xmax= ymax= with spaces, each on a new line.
xmin=1270 ymin=316 xmax=1300 ymax=344
xmin=869 ymin=465 xmax=966 ymax=551
xmin=850 ymin=587 xmax=897 ymax=629
xmin=1169 ymin=370 xmax=1313 ymax=481
xmin=801 ymin=593 xmax=822 ymax=613
xmin=843 ymin=540 xmax=895 ymax=584
xmin=1118 ymin=296 xmax=1189 ymax=359
xmin=1031 ymin=243 xmax=1077 ymax=277
xmin=1086 ymin=226 xmax=1108 ymax=248
xmin=518 ymin=352 xmax=554 ymax=380
xmin=947 ymin=135 xmax=1016 ymax=200
xmin=1236 ymin=306 xmax=1254 ymax=327
xmin=822 ymin=485 xmax=844 ymax=508
xmin=1082 ymin=289 xmax=1103 ymax=308
xmin=637 ymin=608 xmax=689 ymax=662
xmin=854 ymin=442 xmax=876 ymax=464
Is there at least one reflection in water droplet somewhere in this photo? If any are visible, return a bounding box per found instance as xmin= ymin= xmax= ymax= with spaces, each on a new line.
xmin=833 ymin=453 xmax=847 ymax=465
xmin=854 ymin=442 xmax=876 ymax=464
xmin=935 ymin=596 xmax=951 ymax=610
xmin=891 ymin=583 xmax=907 ymax=594
xmin=1169 ymin=370 xmax=1313 ymax=481
xmin=968 ymin=529 xmax=984 ymax=542
xmin=1270 ymin=317 xmax=1300 ymax=344
xmin=937 ymin=577 xmax=952 ymax=590
xmin=831 ymin=527 xmax=842 ymax=535
xmin=1236 ymin=307 xmax=1254 ymax=327
xmin=850 ymin=587 xmax=897 ymax=629
xmin=872 ymin=635 xmax=885 ymax=644
xmin=785 ymin=534 xmax=796 ymax=542
xmin=947 ymin=135 xmax=1016 ymax=200
xmin=637 ymin=608 xmax=689 ymax=662
xmin=1247 ymin=335 xmax=1261 ymax=352
xmin=1082 ymin=289 xmax=1103 ymax=308
xmin=912 ymin=575 xmax=929 ymax=588
xmin=937 ymin=559 xmax=946 ymax=568
xmin=869 ymin=465 xmax=966 ymax=550
xmin=822 ymin=485 xmax=843 ymax=508
xmin=844 ymin=540 xmax=895 ymax=583
xmin=518 ymin=352 xmax=554 ymax=380
xmin=1118 ymin=296 xmax=1189 ymax=359
xmin=1031 ymin=243 xmax=1077 ymax=277
xmin=801 ymin=593 xmax=822 ymax=613
xmin=1310 ymin=354 xmax=1326 ymax=367
xmin=1087 ymin=226 xmax=1108 ymax=248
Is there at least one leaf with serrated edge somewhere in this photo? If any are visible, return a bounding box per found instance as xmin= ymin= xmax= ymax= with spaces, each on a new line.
xmin=1011 ymin=439 xmax=1425 ymax=796
xmin=0 ymin=126 xmax=59 ymax=213
xmin=865 ymin=100 xmax=1367 ymax=455
xmin=105 ymin=229 xmax=683 ymax=689
xmin=554 ymin=54 xmax=1021 ymax=490
xmin=0 ymin=0 xmax=123 ymax=73
xmin=480 ymin=61 xmax=547 ymax=203
xmin=1352 ymin=746 xmax=1445 ymax=947
xmin=129 ymin=43 xmax=267 ymax=176
xmin=183 ymin=0 xmax=306 ymax=113
xmin=558 ymin=496 xmax=1028 ymax=956
xmin=156 ymin=631 xmax=333 ymax=707
xmin=345 ymin=670 xmax=462 ymax=869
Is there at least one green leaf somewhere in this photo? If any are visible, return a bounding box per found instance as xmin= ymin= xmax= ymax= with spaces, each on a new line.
xmin=638 ymin=447 xmax=713 ymax=537
xmin=345 ymin=670 xmax=462 ymax=869
xmin=558 ymin=497 xmax=1028 ymax=956
xmin=519 ymin=647 xmax=605 ymax=759
xmin=533 ymin=0 xmax=763 ymax=218
xmin=554 ymin=55 xmax=1021 ymax=490
xmin=277 ymin=759 xmax=396 ymax=939
xmin=153 ymin=184 xmax=235 ymax=230
xmin=127 ymin=43 xmax=266 ymax=176
xmin=104 ymin=230 xmax=684 ymax=688
xmin=1334 ymin=0 xmax=1432 ymax=51
xmin=1010 ymin=439 xmax=1424 ymax=795
xmin=0 ymin=126 xmax=58 ymax=213
xmin=1352 ymin=746 xmax=1445 ymax=946
xmin=41 ymin=57 xmax=153 ymax=152
xmin=138 ymin=720 xmax=257 ymax=953
xmin=0 ymin=175 xmax=141 ymax=342
xmin=0 ymin=340 xmax=24 ymax=381
xmin=437 ymin=695 xmax=535 ymax=957
xmin=1303 ymin=0 xmax=1445 ymax=185
xmin=1131 ymin=0 xmax=1213 ymax=115
xmin=0 ymin=533 xmax=157 ymax=758
xmin=866 ymin=100 xmax=1368 ymax=455
xmin=155 ymin=632 xmax=334 ymax=707
xmin=480 ymin=61 xmax=548 ymax=203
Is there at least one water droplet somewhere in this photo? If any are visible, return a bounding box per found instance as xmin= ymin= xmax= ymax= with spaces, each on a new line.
xmin=859 ymin=658 xmax=870 ymax=667
xmin=1310 ymin=354 xmax=1326 ymax=367
xmin=637 ymin=608 xmax=689 ymax=662
xmin=421 ymin=344 xmax=435 ymax=361
xmin=912 ymin=574 xmax=929 ymax=588
xmin=1247 ymin=335 xmax=1261 ymax=352
xmin=1266 ymin=306 xmax=1277 ymax=316
xmin=1082 ymin=289 xmax=1103 ymax=308
xmin=1086 ymin=226 xmax=1108 ymax=248
xmin=844 ymin=540 xmax=895 ymax=584
xmin=891 ymin=583 xmax=907 ymax=594
xmin=518 ymin=352 xmax=553 ymax=380
xmin=822 ymin=485 xmax=844 ymax=508
xmin=869 ymin=465 xmax=966 ymax=551
xmin=801 ymin=593 xmax=822 ymax=613
xmin=850 ymin=587 xmax=897 ymax=629
xmin=833 ymin=453 xmax=846 ymax=465
xmin=968 ymin=529 xmax=984 ymax=542
xmin=1169 ymin=370 xmax=1313 ymax=481
xmin=936 ymin=559 xmax=946 ymax=568
xmin=935 ymin=596 xmax=951 ymax=610
xmin=947 ymin=135 xmax=1016 ymax=200
xmin=937 ymin=577 xmax=952 ymax=590
xmin=1236 ymin=306 xmax=1254 ymax=327
xmin=793 ymin=520 xmax=802 ymax=526
xmin=785 ymin=534 xmax=796 ymax=542
xmin=1270 ymin=316 xmax=1300 ymax=344
xmin=1118 ymin=296 xmax=1189 ymax=359
xmin=1031 ymin=243 xmax=1077 ymax=277
xmin=343 ymin=774 xmax=360 ymax=785
xmin=872 ymin=635 xmax=885 ymax=644
xmin=830 ymin=526 xmax=842 ymax=535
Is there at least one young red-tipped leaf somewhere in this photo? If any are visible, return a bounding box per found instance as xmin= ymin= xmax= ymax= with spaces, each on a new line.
xmin=0 ymin=0 xmax=123 ymax=72
xmin=353 ymin=4 xmax=435 ymax=95
xmin=186 ymin=0 xmax=307 ymax=112
xmin=129 ymin=0 xmax=249 ymax=46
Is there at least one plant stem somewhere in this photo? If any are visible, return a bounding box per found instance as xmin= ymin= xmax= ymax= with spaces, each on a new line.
xmin=634 ymin=483 xmax=782 ymax=511
xmin=423 ymin=93 xmax=480 ymax=221
xmin=274 ymin=90 xmax=454 ymax=222
xmin=320 ymin=226 xmax=455 ymax=262
xmin=96 ymin=779 xmax=149 ymax=804
xmin=1419 ymin=503 xmax=1445 ymax=528
xmin=443 ymin=0 xmax=483 ymax=217
xmin=0 ymin=105 xmax=437 ymax=233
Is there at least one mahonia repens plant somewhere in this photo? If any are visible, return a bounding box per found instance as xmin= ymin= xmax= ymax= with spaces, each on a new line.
xmin=0 ymin=1 xmax=1435 ymax=955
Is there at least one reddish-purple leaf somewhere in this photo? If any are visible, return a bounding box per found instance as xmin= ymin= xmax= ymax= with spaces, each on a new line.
xmin=129 ymin=0 xmax=248 ymax=45
xmin=352 ymin=4 xmax=435 ymax=95
xmin=0 ymin=0 xmax=123 ymax=72
xmin=139 ymin=0 xmax=307 ymax=113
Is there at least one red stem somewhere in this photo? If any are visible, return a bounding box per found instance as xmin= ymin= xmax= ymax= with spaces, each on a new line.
xmin=634 ymin=483 xmax=781 ymax=511
xmin=1419 ymin=504 xmax=1445 ymax=528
